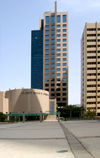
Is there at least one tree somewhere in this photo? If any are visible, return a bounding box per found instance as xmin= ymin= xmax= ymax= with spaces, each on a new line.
xmin=82 ymin=109 xmax=96 ymax=119
xmin=0 ymin=112 xmax=7 ymax=122
xmin=66 ymin=105 xmax=75 ymax=119
xmin=74 ymin=106 xmax=85 ymax=117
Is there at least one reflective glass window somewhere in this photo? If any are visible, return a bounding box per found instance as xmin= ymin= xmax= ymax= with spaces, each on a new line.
xmin=51 ymin=74 xmax=55 ymax=77
xmin=51 ymin=39 xmax=55 ymax=42
xmin=45 ymin=64 xmax=49 ymax=67
xmin=63 ymin=98 xmax=66 ymax=101
xmin=63 ymin=73 xmax=67 ymax=76
xmin=63 ymin=34 xmax=66 ymax=37
xmin=57 ymin=73 xmax=61 ymax=76
xmin=63 ymin=63 xmax=67 ymax=66
xmin=45 ymin=49 xmax=49 ymax=53
xmin=62 ymin=78 xmax=67 ymax=81
xmin=63 ymin=24 xmax=66 ymax=27
xmin=57 ymin=39 xmax=61 ymax=42
xmin=63 ymin=53 xmax=67 ymax=56
xmin=57 ymin=58 xmax=61 ymax=61
xmin=51 ymin=59 xmax=55 ymax=62
xmin=45 ymin=84 xmax=49 ymax=87
xmin=51 ymin=54 xmax=55 ymax=57
xmin=63 ymin=39 xmax=66 ymax=42
xmin=45 ymin=59 xmax=49 ymax=62
xmin=51 ymin=83 xmax=55 ymax=86
xmin=57 ymin=44 xmax=60 ymax=47
xmin=51 ymin=78 xmax=55 ymax=81
xmin=45 ymin=44 xmax=49 ymax=48
xmin=51 ymin=34 xmax=55 ymax=38
xmin=63 ymin=68 xmax=67 ymax=71
xmin=45 ymin=35 xmax=49 ymax=38
xmin=57 ymin=83 xmax=60 ymax=86
xmin=45 ymin=69 xmax=49 ymax=72
xmin=57 ymin=15 xmax=61 ymax=23
xmin=51 ymin=44 xmax=55 ymax=47
xmin=63 ymin=83 xmax=66 ymax=86
xmin=46 ymin=16 xmax=49 ymax=24
xmin=51 ymin=49 xmax=55 ymax=52
xmin=51 ymin=64 xmax=55 ymax=67
xmin=51 ymin=25 xmax=55 ymax=28
xmin=45 ymin=40 xmax=49 ymax=43
xmin=63 ymin=88 xmax=66 ymax=91
xmin=51 ymin=16 xmax=55 ymax=23
xmin=51 ymin=88 xmax=54 ymax=91
xmin=51 ymin=69 xmax=55 ymax=72
xmin=63 ymin=58 xmax=67 ymax=61
xmin=51 ymin=93 xmax=55 ymax=96
xmin=63 ymin=29 xmax=66 ymax=32
xmin=45 ymin=30 xmax=49 ymax=33
xmin=57 ymin=54 xmax=61 ymax=57
xmin=45 ymin=54 xmax=49 ymax=57
xmin=57 ymin=93 xmax=60 ymax=96
xmin=45 ymin=79 xmax=49 ymax=82
xmin=45 ymin=74 xmax=49 ymax=77
xmin=45 ymin=25 xmax=49 ymax=28
xmin=63 ymin=15 xmax=66 ymax=22
xmin=57 ymin=78 xmax=61 ymax=81
xmin=57 ymin=34 xmax=61 ymax=37
xmin=57 ymin=63 xmax=61 ymax=66
xmin=63 ymin=93 xmax=66 ymax=96
xmin=57 ymin=29 xmax=61 ymax=32
xmin=51 ymin=30 xmax=55 ymax=33
xmin=57 ymin=68 xmax=60 ymax=71
xmin=57 ymin=25 xmax=60 ymax=28
xmin=63 ymin=44 xmax=66 ymax=46
xmin=57 ymin=49 xmax=61 ymax=52
xmin=63 ymin=48 xmax=67 ymax=51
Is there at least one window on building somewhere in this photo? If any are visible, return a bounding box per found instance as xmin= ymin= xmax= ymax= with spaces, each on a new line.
xmin=51 ymin=83 xmax=55 ymax=86
xmin=51 ymin=49 xmax=55 ymax=52
xmin=57 ymin=98 xmax=60 ymax=101
xmin=51 ymin=25 xmax=55 ymax=28
xmin=63 ymin=88 xmax=66 ymax=91
xmin=45 ymin=40 xmax=49 ymax=43
xmin=57 ymin=73 xmax=61 ymax=76
xmin=51 ymin=68 xmax=55 ymax=72
xmin=45 ymin=30 xmax=49 ymax=33
xmin=57 ymin=39 xmax=61 ymax=42
xmin=63 ymin=93 xmax=66 ymax=96
xmin=51 ymin=59 xmax=55 ymax=62
xmin=51 ymin=34 xmax=55 ymax=38
xmin=57 ymin=25 xmax=60 ymax=28
xmin=51 ymin=54 xmax=55 ymax=57
xmin=63 ymin=58 xmax=67 ymax=61
xmin=45 ymin=64 xmax=49 ymax=67
xmin=57 ymin=58 xmax=61 ymax=61
xmin=63 ymin=53 xmax=67 ymax=56
xmin=63 ymin=34 xmax=67 ymax=37
xmin=62 ymin=78 xmax=67 ymax=81
xmin=63 ymin=24 xmax=66 ymax=27
xmin=63 ymin=98 xmax=66 ymax=101
xmin=57 ymin=54 xmax=61 ymax=57
xmin=57 ymin=44 xmax=61 ymax=47
xmin=45 ymin=44 xmax=49 ymax=48
xmin=57 ymin=15 xmax=61 ymax=23
xmin=45 ymin=74 xmax=49 ymax=77
xmin=63 ymin=39 xmax=67 ymax=42
xmin=57 ymin=78 xmax=61 ymax=81
xmin=63 ymin=73 xmax=67 ymax=76
xmin=45 ymin=69 xmax=49 ymax=72
xmin=63 ymin=15 xmax=66 ymax=22
xmin=45 ymin=84 xmax=49 ymax=87
xmin=45 ymin=59 xmax=49 ymax=62
xmin=63 ymin=68 xmax=67 ymax=71
xmin=57 ymin=63 xmax=61 ymax=66
xmin=45 ymin=25 xmax=49 ymax=28
xmin=51 ymin=74 xmax=55 ymax=77
xmin=63 ymin=63 xmax=67 ymax=66
xmin=57 ymin=83 xmax=60 ymax=86
xmin=51 ymin=64 xmax=55 ymax=67
xmin=63 ymin=29 xmax=66 ymax=32
xmin=57 ymin=34 xmax=61 ymax=37
xmin=51 ymin=78 xmax=55 ymax=81
xmin=63 ymin=44 xmax=67 ymax=47
xmin=51 ymin=39 xmax=55 ymax=42
xmin=57 ymin=49 xmax=61 ymax=52
xmin=46 ymin=16 xmax=49 ymax=24
xmin=57 ymin=88 xmax=60 ymax=91
xmin=51 ymin=30 xmax=55 ymax=33
xmin=45 ymin=54 xmax=49 ymax=57
xmin=63 ymin=83 xmax=66 ymax=86
xmin=51 ymin=44 xmax=55 ymax=47
xmin=51 ymin=88 xmax=54 ymax=91
xmin=63 ymin=48 xmax=67 ymax=51
xmin=45 ymin=35 xmax=49 ymax=38
xmin=57 ymin=29 xmax=61 ymax=32
xmin=57 ymin=93 xmax=60 ymax=96
xmin=57 ymin=68 xmax=60 ymax=71
xmin=45 ymin=49 xmax=49 ymax=53
xmin=51 ymin=93 xmax=55 ymax=96
xmin=51 ymin=16 xmax=55 ymax=23
xmin=45 ymin=79 xmax=49 ymax=82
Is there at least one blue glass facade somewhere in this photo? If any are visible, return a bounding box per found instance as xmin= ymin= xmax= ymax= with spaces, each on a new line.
xmin=31 ymin=30 xmax=43 ymax=89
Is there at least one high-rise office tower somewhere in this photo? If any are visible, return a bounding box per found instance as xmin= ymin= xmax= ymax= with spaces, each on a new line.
xmin=31 ymin=20 xmax=43 ymax=89
xmin=43 ymin=2 xmax=68 ymax=107
xmin=81 ymin=22 xmax=100 ymax=116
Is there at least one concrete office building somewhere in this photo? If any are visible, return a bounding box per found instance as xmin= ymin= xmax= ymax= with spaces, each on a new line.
xmin=43 ymin=2 xmax=68 ymax=107
xmin=81 ymin=22 xmax=100 ymax=116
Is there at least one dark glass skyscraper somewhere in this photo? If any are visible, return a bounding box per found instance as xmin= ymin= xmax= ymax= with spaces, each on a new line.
xmin=31 ymin=27 xmax=43 ymax=89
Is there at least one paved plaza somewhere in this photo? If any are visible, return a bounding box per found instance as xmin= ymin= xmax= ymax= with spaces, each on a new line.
xmin=0 ymin=120 xmax=100 ymax=158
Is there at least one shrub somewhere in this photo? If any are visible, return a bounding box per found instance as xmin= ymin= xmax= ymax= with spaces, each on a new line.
xmin=0 ymin=112 xmax=7 ymax=122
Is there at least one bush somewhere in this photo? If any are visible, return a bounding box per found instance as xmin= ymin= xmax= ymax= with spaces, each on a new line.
xmin=0 ymin=112 xmax=7 ymax=122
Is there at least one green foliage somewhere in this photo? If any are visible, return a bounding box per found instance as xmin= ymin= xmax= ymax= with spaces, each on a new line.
xmin=66 ymin=105 xmax=75 ymax=119
xmin=0 ymin=112 xmax=7 ymax=122
xmin=82 ymin=109 xmax=96 ymax=118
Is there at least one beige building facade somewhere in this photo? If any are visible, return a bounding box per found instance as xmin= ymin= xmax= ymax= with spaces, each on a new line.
xmin=43 ymin=2 xmax=68 ymax=108
xmin=0 ymin=89 xmax=55 ymax=114
xmin=81 ymin=22 xmax=100 ymax=116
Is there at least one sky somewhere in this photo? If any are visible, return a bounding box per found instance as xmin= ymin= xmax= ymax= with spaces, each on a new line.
xmin=0 ymin=0 xmax=100 ymax=105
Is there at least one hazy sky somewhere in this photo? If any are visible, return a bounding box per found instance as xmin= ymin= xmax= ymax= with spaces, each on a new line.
xmin=0 ymin=0 xmax=100 ymax=104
